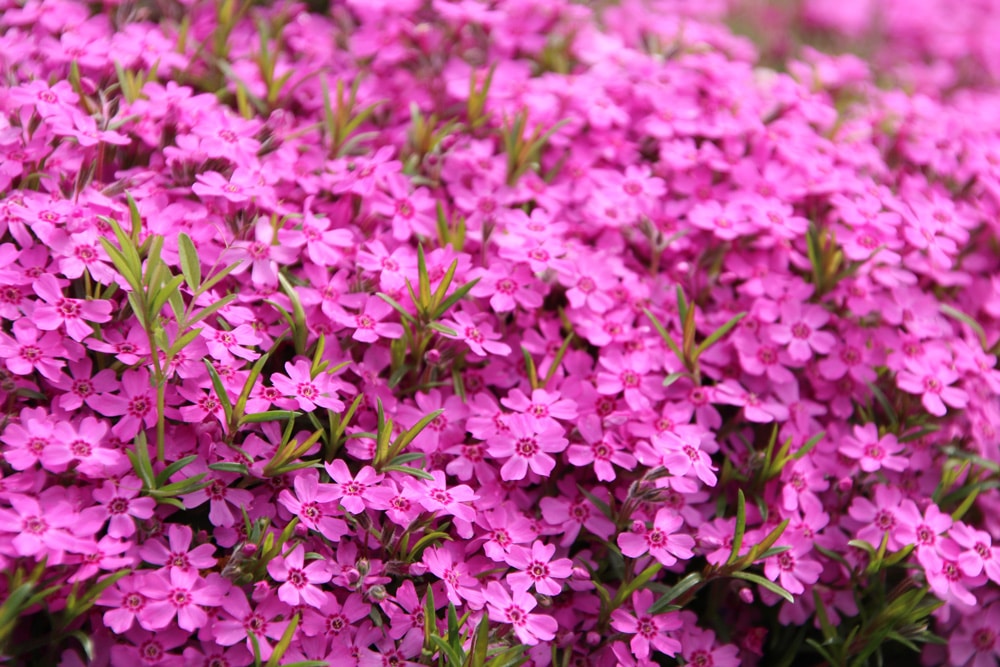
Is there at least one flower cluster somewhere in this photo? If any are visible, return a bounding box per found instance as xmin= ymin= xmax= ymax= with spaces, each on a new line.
xmin=1 ymin=1 xmax=1000 ymax=666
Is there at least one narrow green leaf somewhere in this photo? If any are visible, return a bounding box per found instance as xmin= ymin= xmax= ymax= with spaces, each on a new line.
xmin=390 ymin=409 xmax=444 ymax=459
xmin=383 ymin=465 xmax=435 ymax=481
xmin=196 ymin=261 xmax=242 ymax=296
xmin=696 ymin=312 xmax=746 ymax=356
xmin=265 ymin=613 xmax=300 ymax=667
xmin=204 ymin=360 xmax=233 ymax=425
xmin=208 ymin=462 xmax=251 ymax=474
xmin=940 ymin=303 xmax=989 ymax=350
xmin=729 ymin=571 xmax=795 ymax=603
xmin=727 ymin=490 xmax=747 ymax=566
xmin=187 ymin=293 xmax=237 ymax=328
xmin=154 ymin=454 xmax=199 ymax=487
xmin=242 ymin=410 xmax=299 ymax=424
xmin=177 ymin=233 xmax=201 ymax=290
xmin=649 ymin=572 xmax=702 ymax=614
xmin=432 ymin=278 xmax=480 ymax=320
xmin=376 ymin=292 xmax=417 ymax=323
xmin=792 ymin=431 xmax=825 ymax=460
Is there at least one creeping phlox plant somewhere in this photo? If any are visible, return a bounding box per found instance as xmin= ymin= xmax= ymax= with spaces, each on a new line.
xmin=1 ymin=0 xmax=1000 ymax=666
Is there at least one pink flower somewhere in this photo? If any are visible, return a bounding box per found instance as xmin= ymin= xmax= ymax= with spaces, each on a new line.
xmin=565 ymin=415 xmax=637 ymax=482
xmin=139 ymin=524 xmax=217 ymax=572
xmin=267 ymin=545 xmax=331 ymax=607
xmin=141 ymin=568 xmax=227 ymax=631
xmin=470 ymin=264 xmax=545 ymax=313
xmin=488 ymin=413 xmax=567 ymax=481
xmin=0 ymin=491 xmax=93 ymax=560
xmin=0 ymin=319 xmax=66 ymax=380
xmin=93 ymin=479 xmax=157 ymax=538
xmin=768 ymin=302 xmax=835 ymax=362
xmin=333 ymin=296 xmax=404 ymax=343
xmin=484 ymin=581 xmax=557 ymax=646
xmin=763 ymin=541 xmax=822 ymax=596
xmin=423 ymin=546 xmax=484 ymax=607
xmin=840 ymin=423 xmax=907 ymax=472
xmin=610 ymin=589 xmax=682 ymax=659
xmin=228 ymin=217 xmax=298 ymax=285
xmin=270 ymin=359 xmax=346 ymax=412
xmin=323 ymin=459 xmax=383 ymax=515
xmin=504 ymin=540 xmax=573 ymax=595
xmin=896 ymin=358 xmax=969 ymax=416
xmin=278 ymin=472 xmax=349 ymax=541
xmin=618 ymin=508 xmax=695 ymax=566
xmin=948 ymin=604 xmax=1000 ymax=667
xmin=98 ymin=368 xmax=157 ymax=440
xmin=440 ymin=310 xmax=511 ymax=357
xmin=192 ymin=167 xmax=269 ymax=203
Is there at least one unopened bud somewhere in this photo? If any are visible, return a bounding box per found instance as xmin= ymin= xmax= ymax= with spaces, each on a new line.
xmin=424 ymin=349 xmax=442 ymax=365
xmin=356 ymin=558 xmax=370 ymax=577
xmin=367 ymin=584 xmax=387 ymax=602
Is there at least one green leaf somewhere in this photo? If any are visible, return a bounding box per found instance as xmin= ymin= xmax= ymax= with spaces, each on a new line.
xmin=196 ymin=260 xmax=242 ymax=296
xmin=242 ymin=410 xmax=299 ymax=424
xmin=376 ymin=292 xmax=417 ymax=324
xmin=428 ymin=322 xmax=458 ymax=336
xmin=696 ymin=312 xmax=746 ymax=357
xmin=390 ymin=409 xmax=444 ymax=460
xmin=729 ymin=571 xmax=795 ymax=603
xmin=644 ymin=308 xmax=684 ymax=366
xmin=265 ymin=613 xmax=300 ymax=667
xmin=430 ymin=636 xmax=464 ymax=667
xmin=154 ymin=454 xmax=199 ymax=488
xmin=204 ymin=360 xmax=234 ymax=425
xmin=209 ymin=462 xmax=251 ymax=474
xmin=613 ymin=561 xmax=662 ymax=609
xmin=727 ymin=489 xmax=747 ymax=566
xmin=432 ymin=278 xmax=480 ymax=320
xmin=940 ymin=303 xmax=989 ymax=350
xmin=177 ymin=233 xmax=201 ymax=290
xmin=792 ymin=431 xmax=825 ymax=460
xmin=521 ymin=346 xmax=538 ymax=390
xmin=383 ymin=465 xmax=435 ymax=481
xmin=187 ymin=293 xmax=237 ymax=328
xmin=649 ymin=572 xmax=702 ymax=614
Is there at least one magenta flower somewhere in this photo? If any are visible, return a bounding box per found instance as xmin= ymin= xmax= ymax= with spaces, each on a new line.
xmin=141 ymin=568 xmax=227 ymax=632
xmin=484 ymin=581 xmax=557 ymax=646
xmin=0 ymin=490 xmax=94 ymax=560
xmin=948 ymin=604 xmax=1000 ymax=667
xmin=504 ymin=540 xmax=573 ymax=595
xmin=469 ymin=264 xmax=544 ymax=313
xmin=228 ymin=217 xmax=298 ymax=285
xmin=618 ymin=508 xmax=695 ymax=566
xmin=93 ymin=479 xmax=157 ymax=539
xmin=139 ymin=524 xmax=216 ymax=572
xmin=333 ymin=296 xmax=404 ymax=343
xmin=769 ymin=302 xmax=836 ymax=362
xmin=267 ymin=545 xmax=331 ymax=607
xmin=565 ymin=415 xmax=636 ymax=482
xmin=192 ymin=167 xmax=269 ymax=203
xmin=763 ymin=541 xmax=823 ymax=596
xmin=182 ymin=472 xmax=254 ymax=528
xmin=99 ymin=368 xmax=157 ymax=440
xmin=213 ymin=590 xmax=290 ymax=660
xmin=278 ymin=472 xmax=349 ymax=541
xmin=0 ymin=319 xmax=66 ymax=380
xmin=840 ymin=423 xmax=907 ymax=472
xmin=488 ymin=413 xmax=567 ymax=481
xmin=423 ymin=546 xmax=484 ymax=607
xmin=270 ymin=359 xmax=346 ymax=412
xmin=610 ymin=589 xmax=682 ymax=659
xmin=596 ymin=351 xmax=663 ymax=412
xmin=323 ymin=459 xmax=383 ymax=515
xmin=31 ymin=274 xmax=111 ymax=341
xmin=99 ymin=573 xmax=153 ymax=634
xmin=440 ymin=310 xmax=511 ymax=357
xmin=896 ymin=358 xmax=969 ymax=416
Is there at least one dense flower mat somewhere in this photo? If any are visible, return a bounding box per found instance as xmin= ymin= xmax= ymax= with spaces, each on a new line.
xmin=2 ymin=0 xmax=1000 ymax=665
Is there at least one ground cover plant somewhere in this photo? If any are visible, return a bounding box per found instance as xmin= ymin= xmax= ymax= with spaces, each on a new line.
xmin=1 ymin=0 xmax=1000 ymax=665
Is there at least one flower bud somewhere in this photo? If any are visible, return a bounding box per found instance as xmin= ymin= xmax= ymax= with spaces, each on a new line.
xmin=367 ymin=584 xmax=387 ymax=602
